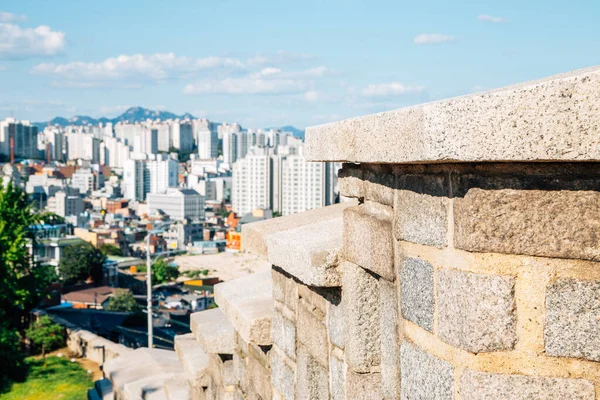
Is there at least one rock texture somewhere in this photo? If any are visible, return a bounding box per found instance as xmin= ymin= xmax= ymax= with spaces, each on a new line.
xmin=545 ymin=279 xmax=600 ymax=362
xmin=438 ymin=269 xmax=516 ymax=353
xmin=460 ymin=370 xmax=595 ymax=400
xmin=306 ymin=66 xmax=600 ymax=163
xmin=454 ymin=189 xmax=600 ymax=261
xmin=400 ymin=257 xmax=435 ymax=332
xmin=400 ymin=341 xmax=454 ymax=400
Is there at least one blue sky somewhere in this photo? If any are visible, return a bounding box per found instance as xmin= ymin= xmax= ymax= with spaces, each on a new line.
xmin=1 ymin=0 xmax=599 ymax=128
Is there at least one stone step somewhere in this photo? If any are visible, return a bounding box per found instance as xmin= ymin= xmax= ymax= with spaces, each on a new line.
xmin=190 ymin=308 xmax=235 ymax=355
xmin=123 ymin=373 xmax=174 ymax=400
xmin=104 ymin=348 xmax=183 ymax=399
xmin=163 ymin=374 xmax=191 ymax=400
xmin=242 ymin=200 xmax=356 ymax=258
xmin=94 ymin=378 xmax=113 ymax=400
xmin=214 ymin=272 xmax=273 ymax=346
xmin=174 ymin=333 xmax=209 ymax=390
xmin=265 ymin=214 xmax=345 ymax=287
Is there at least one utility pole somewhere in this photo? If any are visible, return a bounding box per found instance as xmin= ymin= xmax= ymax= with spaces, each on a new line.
xmin=146 ymin=234 xmax=153 ymax=348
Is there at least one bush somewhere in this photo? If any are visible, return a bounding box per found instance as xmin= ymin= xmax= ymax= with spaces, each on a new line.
xmin=25 ymin=316 xmax=65 ymax=362
xmin=105 ymin=289 xmax=138 ymax=312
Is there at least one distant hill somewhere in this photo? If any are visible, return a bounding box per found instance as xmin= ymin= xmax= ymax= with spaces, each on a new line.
xmin=33 ymin=107 xmax=196 ymax=130
xmin=34 ymin=107 xmax=305 ymax=140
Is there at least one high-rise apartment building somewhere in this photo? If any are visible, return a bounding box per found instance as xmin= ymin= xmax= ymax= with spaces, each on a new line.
xmin=171 ymin=121 xmax=194 ymax=152
xmin=123 ymin=155 xmax=178 ymax=201
xmin=197 ymin=127 xmax=218 ymax=160
xmin=232 ymin=147 xmax=271 ymax=215
xmin=0 ymin=117 xmax=39 ymax=160
xmin=67 ymin=133 xmax=100 ymax=162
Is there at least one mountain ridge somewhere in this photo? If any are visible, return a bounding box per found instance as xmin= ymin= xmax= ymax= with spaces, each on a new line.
xmin=33 ymin=107 xmax=305 ymax=138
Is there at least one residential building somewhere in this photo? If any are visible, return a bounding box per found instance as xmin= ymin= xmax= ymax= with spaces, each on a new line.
xmin=67 ymin=132 xmax=100 ymax=162
xmin=147 ymin=188 xmax=204 ymax=221
xmin=197 ymin=126 xmax=218 ymax=159
xmin=48 ymin=190 xmax=84 ymax=217
xmin=232 ymin=147 xmax=271 ymax=215
xmin=0 ymin=117 xmax=39 ymax=159
xmin=170 ymin=121 xmax=194 ymax=152
xmin=123 ymin=155 xmax=178 ymax=201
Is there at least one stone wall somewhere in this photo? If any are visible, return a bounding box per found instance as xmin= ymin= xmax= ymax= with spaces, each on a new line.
xmin=103 ymin=66 xmax=600 ymax=400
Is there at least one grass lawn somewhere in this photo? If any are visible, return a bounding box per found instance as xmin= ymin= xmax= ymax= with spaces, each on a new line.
xmin=0 ymin=356 xmax=93 ymax=400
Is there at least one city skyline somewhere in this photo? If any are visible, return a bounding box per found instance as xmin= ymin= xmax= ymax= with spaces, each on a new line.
xmin=1 ymin=0 xmax=600 ymax=128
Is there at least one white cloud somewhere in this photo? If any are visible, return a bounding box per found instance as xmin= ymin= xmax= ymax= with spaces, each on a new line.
xmin=250 ymin=65 xmax=331 ymax=79
xmin=32 ymin=53 xmax=244 ymax=82
xmin=478 ymin=14 xmax=508 ymax=23
xmin=246 ymin=50 xmax=313 ymax=67
xmin=0 ymin=12 xmax=27 ymax=23
xmin=183 ymin=77 xmax=308 ymax=95
xmin=304 ymin=91 xmax=319 ymax=102
xmin=413 ymin=33 xmax=455 ymax=45
xmin=361 ymin=82 xmax=426 ymax=97
xmin=0 ymin=23 xmax=65 ymax=58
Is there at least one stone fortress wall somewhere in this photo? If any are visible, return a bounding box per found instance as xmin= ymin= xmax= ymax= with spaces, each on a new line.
xmin=102 ymin=66 xmax=600 ymax=400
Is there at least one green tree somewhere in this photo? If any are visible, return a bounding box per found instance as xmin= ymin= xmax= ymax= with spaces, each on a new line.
xmin=152 ymin=258 xmax=179 ymax=284
xmin=0 ymin=183 xmax=56 ymax=387
xmin=105 ymin=289 xmax=138 ymax=312
xmin=25 ymin=316 xmax=65 ymax=365
xmin=59 ymin=242 xmax=106 ymax=285
xmin=99 ymin=243 xmax=122 ymax=256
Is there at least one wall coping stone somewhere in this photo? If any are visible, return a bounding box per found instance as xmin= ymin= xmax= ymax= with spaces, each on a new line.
xmin=242 ymin=201 xmax=357 ymax=257
xmin=266 ymin=216 xmax=344 ymax=287
xmin=214 ymin=272 xmax=274 ymax=346
xmin=104 ymin=348 xmax=183 ymax=398
xmin=190 ymin=308 xmax=236 ymax=354
xmin=305 ymin=66 xmax=600 ymax=164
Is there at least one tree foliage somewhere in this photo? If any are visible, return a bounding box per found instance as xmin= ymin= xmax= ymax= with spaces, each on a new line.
xmin=25 ymin=316 xmax=65 ymax=362
xmin=99 ymin=243 xmax=122 ymax=257
xmin=0 ymin=182 xmax=56 ymax=386
xmin=58 ymin=242 xmax=106 ymax=285
xmin=151 ymin=258 xmax=179 ymax=284
xmin=105 ymin=289 xmax=138 ymax=312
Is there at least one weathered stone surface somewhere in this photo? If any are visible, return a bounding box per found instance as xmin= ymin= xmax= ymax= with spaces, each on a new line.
xmin=267 ymin=217 xmax=344 ymax=287
xmin=400 ymin=341 xmax=453 ymax=400
xmin=545 ymin=279 xmax=600 ymax=362
xmin=242 ymin=201 xmax=357 ymax=257
xmin=363 ymin=165 xmax=395 ymax=206
xmin=272 ymin=310 xmax=296 ymax=361
xmin=163 ymin=375 xmax=190 ymax=400
xmin=342 ymin=261 xmax=381 ymax=373
xmin=272 ymin=267 xmax=299 ymax=314
xmin=400 ymin=257 xmax=434 ymax=333
xmin=297 ymin=301 xmax=329 ymax=367
xmin=296 ymin=346 xmax=329 ymax=400
xmin=380 ymin=280 xmax=400 ymax=400
xmin=394 ymin=171 xmax=449 ymax=248
xmin=104 ymin=348 xmax=184 ymax=399
xmin=346 ymin=371 xmax=382 ymax=400
xmin=306 ymin=67 xmax=600 ymax=163
xmin=246 ymin=353 xmax=273 ymax=400
xmin=344 ymin=203 xmax=395 ymax=281
xmin=438 ymin=269 xmax=516 ymax=353
xmin=214 ymin=272 xmax=273 ymax=346
xmin=190 ymin=308 xmax=235 ymax=355
xmin=233 ymin=350 xmax=247 ymax=393
xmin=338 ymin=163 xmax=364 ymax=199
xmin=329 ymin=351 xmax=345 ymax=400
xmin=297 ymin=284 xmax=340 ymax=316
xmin=460 ymin=369 xmax=595 ymax=400
xmin=327 ymin=289 xmax=345 ymax=349
xmin=271 ymin=349 xmax=296 ymax=400
xmin=174 ymin=334 xmax=209 ymax=389
xmin=454 ymin=189 xmax=600 ymax=261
